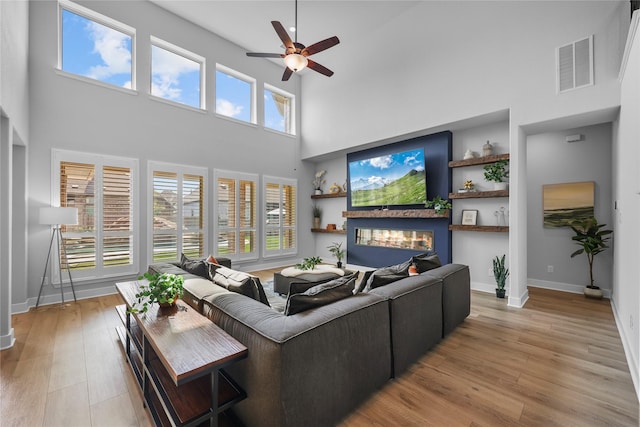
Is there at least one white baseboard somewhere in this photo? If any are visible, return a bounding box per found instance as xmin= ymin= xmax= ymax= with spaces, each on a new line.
xmin=471 ymin=281 xmax=496 ymax=294
xmin=12 ymin=285 xmax=119 ymax=314
xmin=527 ymin=278 xmax=611 ymax=298
xmin=610 ymin=298 xmax=640 ymax=402
xmin=0 ymin=328 xmax=15 ymax=350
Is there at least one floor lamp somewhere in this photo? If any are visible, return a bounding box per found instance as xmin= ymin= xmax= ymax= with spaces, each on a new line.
xmin=36 ymin=207 xmax=78 ymax=308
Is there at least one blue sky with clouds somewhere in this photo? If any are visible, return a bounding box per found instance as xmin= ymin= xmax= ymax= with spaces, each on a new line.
xmin=349 ymin=149 xmax=425 ymax=186
xmin=62 ymin=8 xmax=286 ymax=128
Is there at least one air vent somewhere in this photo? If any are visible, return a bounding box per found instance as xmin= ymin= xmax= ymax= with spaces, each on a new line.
xmin=557 ymin=35 xmax=593 ymax=93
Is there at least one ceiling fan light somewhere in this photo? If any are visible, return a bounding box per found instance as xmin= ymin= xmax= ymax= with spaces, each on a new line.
xmin=283 ymin=53 xmax=308 ymax=72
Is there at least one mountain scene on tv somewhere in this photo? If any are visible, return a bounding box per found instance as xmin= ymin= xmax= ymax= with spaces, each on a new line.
xmin=349 ymin=149 xmax=427 ymax=207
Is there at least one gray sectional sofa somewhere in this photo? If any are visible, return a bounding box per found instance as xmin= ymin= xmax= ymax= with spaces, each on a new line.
xmin=149 ymin=260 xmax=470 ymax=427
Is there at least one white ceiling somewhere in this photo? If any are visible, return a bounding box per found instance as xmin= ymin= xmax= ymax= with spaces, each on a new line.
xmin=149 ymin=1 xmax=423 ymax=74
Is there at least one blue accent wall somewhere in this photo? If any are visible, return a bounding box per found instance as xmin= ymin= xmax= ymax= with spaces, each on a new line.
xmin=346 ymin=131 xmax=452 ymax=267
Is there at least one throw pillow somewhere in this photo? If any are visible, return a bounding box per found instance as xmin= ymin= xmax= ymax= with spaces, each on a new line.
xmin=180 ymin=253 xmax=209 ymax=279
xmin=411 ymin=251 xmax=442 ymax=274
xmin=206 ymin=254 xmax=219 ymax=265
xmin=354 ymin=270 xmax=374 ymax=294
xmin=288 ymin=271 xmax=358 ymax=296
xmin=208 ymin=264 xmax=270 ymax=306
xmin=284 ymin=273 xmax=358 ymax=316
xmin=363 ymin=259 xmax=412 ymax=292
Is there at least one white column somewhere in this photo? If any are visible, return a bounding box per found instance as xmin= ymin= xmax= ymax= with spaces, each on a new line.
xmin=0 ymin=114 xmax=15 ymax=349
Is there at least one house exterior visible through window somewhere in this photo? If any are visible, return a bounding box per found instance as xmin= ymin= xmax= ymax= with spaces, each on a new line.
xmin=214 ymin=170 xmax=258 ymax=261
xmin=151 ymin=37 xmax=204 ymax=109
xmin=263 ymin=176 xmax=297 ymax=257
xmin=59 ymin=0 xmax=135 ymax=89
xmin=215 ymin=64 xmax=256 ymax=124
xmin=149 ymin=162 xmax=207 ymax=263
xmin=264 ymin=84 xmax=294 ymax=134
xmin=53 ymin=150 xmax=138 ymax=283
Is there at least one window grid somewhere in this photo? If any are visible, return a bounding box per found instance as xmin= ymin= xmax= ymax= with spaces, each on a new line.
xmin=216 ymin=64 xmax=257 ymax=124
xmin=264 ymin=84 xmax=295 ymax=135
xmin=263 ymin=176 xmax=297 ymax=258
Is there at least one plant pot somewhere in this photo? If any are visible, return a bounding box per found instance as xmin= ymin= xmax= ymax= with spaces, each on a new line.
xmin=314 ymin=189 xmax=323 ymax=195
xmin=313 ymin=217 xmax=321 ymax=229
xmin=584 ymin=286 xmax=603 ymax=299
xmin=336 ymin=261 xmax=343 ymax=268
xmin=496 ymin=288 xmax=506 ymax=298
xmin=159 ymin=295 xmax=179 ymax=307
xmin=493 ymin=182 xmax=508 ymax=191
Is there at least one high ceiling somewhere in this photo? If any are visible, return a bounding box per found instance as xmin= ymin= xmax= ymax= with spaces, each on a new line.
xmin=149 ymin=1 xmax=423 ymax=75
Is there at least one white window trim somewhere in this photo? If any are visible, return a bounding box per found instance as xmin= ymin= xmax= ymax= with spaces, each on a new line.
xmin=147 ymin=161 xmax=208 ymax=265
xmin=150 ymin=36 xmax=206 ymax=110
xmin=264 ymin=83 xmax=296 ymax=136
xmin=262 ymin=175 xmax=297 ymax=259
xmin=215 ymin=63 xmax=257 ymax=125
xmin=51 ymin=149 xmax=139 ymax=283
xmin=58 ymin=0 xmax=137 ymax=90
xmin=213 ymin=169 xmax=259 ymax=262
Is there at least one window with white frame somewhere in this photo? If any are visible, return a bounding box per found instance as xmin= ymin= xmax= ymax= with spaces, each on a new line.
xmin=264 ymin=84 xmax=294 ymax=134
xmin=59 ymin=0 xmax=135 ymax=90
xmin=214 ymin=170 xmax=258 ymax=261
xmin=263 ymin=176 xmax=297 ymax=257
xmin=149 ymin=162 xmax=207 ymax=263
xmin=215 ymin=64 xmax=256 ymax=124
xmin=150 ymin=37 xmax=204 ymax=109
xmin=53 ymin=150 xmax=138 ymax=282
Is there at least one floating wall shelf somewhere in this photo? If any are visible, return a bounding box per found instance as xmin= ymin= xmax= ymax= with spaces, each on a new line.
xmin=311 ymin=228 xmax=347 ymax=234
xmin=311 ymin=192 xmax=347 ymax=199
xmin=449 ymin=225 xmax=509 ymax=232
xmin=342 ymin=209 xmax=449 ymax=219
xmin=449 ymin=190 xmax=509 ymax=199
xmin=448 ymin=153 xmax=510 ymax=168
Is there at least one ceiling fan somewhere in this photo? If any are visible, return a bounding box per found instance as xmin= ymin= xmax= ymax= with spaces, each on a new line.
xmin=246 ymin=0 xmax=340 ymax=81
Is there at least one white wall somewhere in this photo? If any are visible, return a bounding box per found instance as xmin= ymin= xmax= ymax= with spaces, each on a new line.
xmin=451 ymin=121 xmax=510 ymax=293
xmin=613 ymin=10 xmax=640 ymax=399
xmin=526 ymin=123 xmax=613 ymax=294
xmin=23 ymin=0 xmax=310 ymax=308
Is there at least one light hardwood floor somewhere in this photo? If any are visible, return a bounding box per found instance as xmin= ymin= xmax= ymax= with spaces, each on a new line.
xmin=1 ymin=276 xmax=638 ymax=426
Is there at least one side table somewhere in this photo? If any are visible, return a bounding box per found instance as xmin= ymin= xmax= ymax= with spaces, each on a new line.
xmin=115 ymin=280 xmax=247 ymax=427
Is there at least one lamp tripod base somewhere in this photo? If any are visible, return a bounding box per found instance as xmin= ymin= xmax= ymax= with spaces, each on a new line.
xmin=35 ymin=227 xmax=77 ymax=309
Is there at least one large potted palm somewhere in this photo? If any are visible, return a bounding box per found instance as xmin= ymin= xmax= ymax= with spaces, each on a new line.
xmin=570 ymin=217 xmax=612 ymax=299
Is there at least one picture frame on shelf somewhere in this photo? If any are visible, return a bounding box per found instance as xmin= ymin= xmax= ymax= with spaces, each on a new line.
xmin=461 ymin=210 xmax=478 ymax=225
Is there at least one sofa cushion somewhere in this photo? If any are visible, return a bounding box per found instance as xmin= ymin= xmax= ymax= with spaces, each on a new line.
xmin=208 ymin=264 xmax=270 ymax=306
xmin=411 ymin=251 xmax=442 ymax=274
xmin=148 ymin=263 xmax=200 ymax=281
xmin=284 ymin=273 xmax=358 ymax=316
xmin=287 ymin=271 xmax=355 ymax=296
xmin=363 ymin=260 xmax=412 ymax=292
xmin=180 ymin=253 xmax=209 ymax=279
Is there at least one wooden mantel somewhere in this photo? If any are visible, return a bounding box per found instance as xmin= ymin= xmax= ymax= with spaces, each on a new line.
xmin=342 ymin=209 xmax=449 ymax=219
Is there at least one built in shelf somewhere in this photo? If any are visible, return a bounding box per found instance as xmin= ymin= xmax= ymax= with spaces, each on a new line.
xmin=311 ymin=228 xmax=347 ymax=234
xmin=449 ymin=225 xmax=509 ymax=232
xmin=448 ymin=153 xmax=510 ymax=168
xmin=311 ymin=192 xmax=347 ymax=199
xmin=342 ymin=209 xmax=449 ymax=219
xmin=449 ymin=190 xmax=509 ymax=199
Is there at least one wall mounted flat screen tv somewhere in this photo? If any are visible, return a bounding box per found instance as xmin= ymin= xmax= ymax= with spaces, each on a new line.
xmin=348 ymin=148 xmax=427 ymax=207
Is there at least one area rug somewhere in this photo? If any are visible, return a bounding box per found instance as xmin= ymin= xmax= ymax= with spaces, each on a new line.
xmin=262 ymin=279 xmax=286 ymax=312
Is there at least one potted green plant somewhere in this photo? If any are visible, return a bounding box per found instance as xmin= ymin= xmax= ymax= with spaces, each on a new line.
xmin=483 ymin=160 xmax=509 ymax=190
xmin=570 ymin=217 xmax=612 ymax=299
xmin=312 ymin=170 xmax=326 ymax=195
xmin=493 ymin=254 xmax=509 ymax=298
xmin=425 ymin=196 xmax=452 ymax=215
xmin=128 ymin=272 xmax=184 ymax=314
xmin=312 ymin=205 xmax=322 ymax=229
xmin=295 ymin=256 xmax=323 ymax=271
xmin=327 ymin=242 xmax=346 ymax=268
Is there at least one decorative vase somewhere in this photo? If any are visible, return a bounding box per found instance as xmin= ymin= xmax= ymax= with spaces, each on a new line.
xmin=496 ymin=288 xmax=506 ymax=298
xmin=463 ymin=149 xmax=474 ymax=160
xmin=483 ymin=140 xmax=493 ymax=157
xmin=314 ymin=189 xmax=322 ymax=195
xmin=494 ymin=182 xmax=508 ymax=191
xmin=313 ymin=217 xmax=321 ymax=229
xmin=584 ymin=286 xmax=603 ymax=299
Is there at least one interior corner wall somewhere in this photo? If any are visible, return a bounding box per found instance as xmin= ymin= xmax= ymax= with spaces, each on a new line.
xmin=526 ymin=123 xmax=613 ymax=294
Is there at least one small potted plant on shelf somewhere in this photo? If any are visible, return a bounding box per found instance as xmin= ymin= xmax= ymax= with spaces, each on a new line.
xmin=295 ymin=256 xmax=323 ymax=271
xmin=483 ymin=159 xmax=509 ymax=190
xmin=425 ymin=196 xmax=452 ymax=215
xmin=312 ymin=205 xmax=322 ymax=229
xmin=312 ymin=170 xmax=326 ymax=195
xmin=327 ymin=242 xmax=346 ymax=268
xmin=128 ymin=272 xmax=184 ymax=314
xmin=493 ymin=254 xmax=509 ymax=298
xmin=569 ymin=217 xmax=612 ymax=299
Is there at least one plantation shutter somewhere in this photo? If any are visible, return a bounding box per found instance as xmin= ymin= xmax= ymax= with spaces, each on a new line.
xmin=103 ymin=166 xmax=132 ymax=267
xmin=152 ymin=171 xmax=178 ymax=262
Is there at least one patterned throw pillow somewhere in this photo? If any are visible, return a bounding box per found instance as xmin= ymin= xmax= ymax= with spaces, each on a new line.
xmin=284 ymin=273 xmax=358 ymax=316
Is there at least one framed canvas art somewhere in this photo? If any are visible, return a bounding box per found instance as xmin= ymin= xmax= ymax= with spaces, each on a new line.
xmin=543 ymin=181 xmax=594 ymax=227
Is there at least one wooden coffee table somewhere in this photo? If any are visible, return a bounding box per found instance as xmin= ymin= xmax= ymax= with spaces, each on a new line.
xmin=115 ymin=280 xmax=248 ymax=427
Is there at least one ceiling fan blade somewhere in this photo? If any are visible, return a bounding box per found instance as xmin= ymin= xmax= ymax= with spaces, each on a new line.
xmin=307 ymin=59 xmax=334 ymax=77
xmin=282 ymin=67 xmax=293 ymax=81
xmin=272 ymin=21 xmax=294 ymax=52
xmin=246 ymin=52 xmax=285 ymax=58
xmin=302 ymin=36 xmax=340 ymax=57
